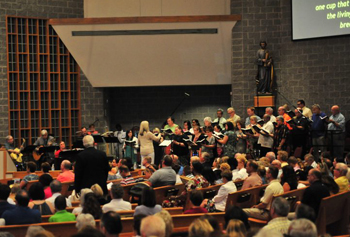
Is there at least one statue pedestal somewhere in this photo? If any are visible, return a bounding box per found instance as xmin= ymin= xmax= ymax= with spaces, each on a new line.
xmin=254 ymin=95 xmax=275 ymax=107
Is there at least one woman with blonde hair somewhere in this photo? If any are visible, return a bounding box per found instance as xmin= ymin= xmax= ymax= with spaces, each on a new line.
xmin=138 ymin=121 xmax=161 ymax=167
xmin=188 ymin=219 xmax=213 ymax=237
xmin=226 ymin=219 xmax=247 ymax=237
xmin=91 ymin=183 xmax=107 ymax=205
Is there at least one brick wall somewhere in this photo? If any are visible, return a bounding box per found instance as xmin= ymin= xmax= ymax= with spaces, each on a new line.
xmin=106 ymin=85 xmax=232 ymax=131
xmin=231 ymin=0 xmax=350 ymax=121
xmin=0 ymin=0 xmax=106 ymax=141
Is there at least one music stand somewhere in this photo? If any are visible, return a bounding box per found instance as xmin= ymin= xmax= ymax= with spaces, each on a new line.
xmin=59 ymin=149 xmax=84 ymax=164
xmin=91 ymin=134 xmax=104 ymax=143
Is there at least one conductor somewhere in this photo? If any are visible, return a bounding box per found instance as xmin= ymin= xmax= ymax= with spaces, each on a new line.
xmin=74 ymin=135 xmax=109 ymax=195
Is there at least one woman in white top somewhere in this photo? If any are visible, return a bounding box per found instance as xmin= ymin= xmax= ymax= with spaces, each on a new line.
xmin=138 ymin=121 xmax=161 ymax=166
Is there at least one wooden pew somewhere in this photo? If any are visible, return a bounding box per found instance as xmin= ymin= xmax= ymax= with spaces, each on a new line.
xmin=225 ymin=184 xmax=268 ymax=210
xmin=154 ymin=183 xmax=185 ymax=204
xmin=183 ymin=184 xmax=223 ymax=211
xmin=61 ymin=181 xmax=74 ymax=198
xmin=0 ymin=212 xmax=225 ymax=237
xmin=130 ymin=169 xmax=145 ymax=176
xmin=67 ymin=203 xmax=138 ymax=213
xmin=234 ymin=179 xmax=244 ymax=191
xmin=25 ymin=180 xmax=39 ymax=191
xmin=42 ymin=207 xmax=183 ymax=222
xmin=248 ymin=187 xmax=308 ymax=229
xmin=272 ymin=187 xmax=307 ymax=212
xmin=180 ymin=175 xmax=192 ymax=184
xmin=316 ymin=191 xmax=350 ymax=235
xmin=122 ymin=183 xmax=138 ymax=201
xmin=11 ymin=170 xmax=62 ymax=179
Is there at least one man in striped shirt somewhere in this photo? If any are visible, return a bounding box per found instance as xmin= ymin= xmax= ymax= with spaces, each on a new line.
xmin=119 ymin=166 xmax=136 ymax=186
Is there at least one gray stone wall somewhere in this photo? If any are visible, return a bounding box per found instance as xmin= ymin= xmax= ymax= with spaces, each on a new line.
xmin=106 ymin=85 xmax=232 ymax=131
xmin=231 ymin=0 xmax=350 ymax=120
xmin=0 ymin=0 xmax=106 ymax=141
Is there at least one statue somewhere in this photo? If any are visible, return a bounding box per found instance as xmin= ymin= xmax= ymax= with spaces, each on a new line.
xmin=256 ymin=41 xmax=274 ymax=94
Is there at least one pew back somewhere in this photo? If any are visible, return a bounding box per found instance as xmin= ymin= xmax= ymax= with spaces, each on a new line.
xmin=316 ymin=191 xmax=350 ymax=235
xmin=225 ymin=184 xmax=267 ymax=210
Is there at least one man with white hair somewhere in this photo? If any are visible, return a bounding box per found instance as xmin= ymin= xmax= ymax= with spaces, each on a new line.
xmin=327 ymin=105 xmax=346 ymax=160
xmin=76 ymin=213 xmax=96 ymax=231
xmin=266 ymin=151 xmax=276 ymax=163
xmin=74 ymin=135 xmax=109 ymax=195
xmin=226 ymin=107 xmax=241 ymax=127
xmin=34 ymin=129 xmax=55 ymax=146
xmin=203 ymin=117 xmax=212 ymax=128
xmin=141 ymin=215 xmax=166 ymax=237
xmin=265 ymin=107 xmax=276 ymax=123
xmin=260 ymin=197 xmax=290 ymax=234
xmin=288 ymin=219 xmax=317 ymax=237
xmin=33 ymin=129 xmax=56 ymax=166
xmin=334 ymin=162 xmax=349 ymax=193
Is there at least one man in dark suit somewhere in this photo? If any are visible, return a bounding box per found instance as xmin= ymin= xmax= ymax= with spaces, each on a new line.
xmin=74 ymin=135 xmax=110 ymax=195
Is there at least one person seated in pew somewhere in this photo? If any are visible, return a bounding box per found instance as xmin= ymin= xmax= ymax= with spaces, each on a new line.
xmin=56 ymin=160 xmax=75 ymax=183
xmin=148 ymin=155 xmax=176 ymax=188
xmin=73 ymin=226 xmax=105 ymax=237
xmin=41 ymin=162 xmax=51 ymax=175
xmin=7 ymin=184 xmax=20 ymax=205
xmin=134 ymin=186 xmax=162 ymax=216
xmin=140 ymin=215 xmax=166 ymax=237
xmin=72 ymin=188 xmax=93 ymax=215
xmin=81 ymin=193 xmax=102 ymax=219
xmin=39 ymin=174 xmax=53 ymax=199
xmin=46 ymin=180 xmax=72 ymax=208
xmin=184 ymin=190 xmax=208 ymax=214
xmin=48 ymin=195 xmax=76 ymax=222
xmin=299 ymin=169 xmax=330 ymax=217
xmin=287 ymin=219 xmax=317 ymax=237
xmin=75 ymin=213 xmax=96 ymax=232
xmin=334 ymin=162 xmax=350 ymax=193
xmin=107 ymin=167 xmax=120 ymax=181
xmin=26 ymin=226 xmax=45 ymax=237
xmin=260 ymin=197 xmax=291 ymax=235
xmin=133 ymin=214 xmax=147 ymax=237
xmin=280 ymin=165 xmax=298 ymax=192
xmin=119 ymin=166 xmax=136 ymax=186
xmin=102 ymin=184 xmax=131 ymax=213
xmin=224 ymin=206 xmax=250 ymax=231
xmin=155 ymin=210 xmax=174 ymax=237
xmin=188 ymin=218 xmax=213 ymax=237
xmin=91 ymin=183 xmax=107 ymax=205
xmin=100 ymin=211 xmax=123 ymax=237
xmin=202 ymin=171 xmax=237 ymax=212
xmin=295 ymin=203 xmax=316 ymax=223
xmin=183 ymin=165 xmax=194 ymax=179
xmin=2 ymin=189 xmax=41 ymax=225
xmin=243 ymin=166 xmax=284 ymax=221
xmin=163 ymin=161 xmax=209 ymax=208
xmin=0 ymin=184 xmax=15 ymax=217
xmin=28 ymin=182 xmax=54 ymax=215
xmin=232 ymin=154 xmax=248 ymax=181
xmin=241 ymin=160 xmax=262 ymax=190
xmin=20 ymin=161 xmax=39 ymax=189
xmin=172 ymin=164 xmax=183 ymax=184
xmin=226 ymin=219 xmax=247 ymax=237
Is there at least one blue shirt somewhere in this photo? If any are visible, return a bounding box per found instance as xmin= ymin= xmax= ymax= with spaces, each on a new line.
xmin=2 ymin=206 xmax=41 ymax=225
xmin=328 ymin=113 xmax=345 ymax=132
xmin=0 ymin=202 xmax=15 ymax=217
xmin=311 ymin=112 xmax=327 ymax=137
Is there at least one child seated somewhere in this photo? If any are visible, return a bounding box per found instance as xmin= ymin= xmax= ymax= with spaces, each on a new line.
xmin=49 ymin=195 xmax=76 ymax=222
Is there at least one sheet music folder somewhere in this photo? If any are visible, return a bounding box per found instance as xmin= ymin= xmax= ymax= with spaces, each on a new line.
xmin=103 ymin=137 xmax=119 ymax=143
xmin=22 ymin=145 xmax=37 ymax=153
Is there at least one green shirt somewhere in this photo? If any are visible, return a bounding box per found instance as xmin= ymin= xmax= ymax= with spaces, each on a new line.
xmin=48 ymin=210 xmax=76 ymax=222
xmin=164 ymin=124 xmax=178 ymax=133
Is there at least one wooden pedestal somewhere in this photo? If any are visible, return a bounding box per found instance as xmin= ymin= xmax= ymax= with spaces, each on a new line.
xmin=254 ymin=95 xmax=275 ymax=107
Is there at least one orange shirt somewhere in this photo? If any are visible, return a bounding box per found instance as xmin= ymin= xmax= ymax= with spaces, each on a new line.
xmin=283 ymin=113 xmax=292 ymax=130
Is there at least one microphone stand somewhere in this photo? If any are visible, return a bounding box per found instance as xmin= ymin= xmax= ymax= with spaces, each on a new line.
xmin=274 ymin=89 xmax=297 ymax=109
xmin=170 ymin=93 xmax=190 ymax=116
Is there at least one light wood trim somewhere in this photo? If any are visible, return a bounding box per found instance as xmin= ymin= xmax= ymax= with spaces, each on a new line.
xmin=49 ymin=15 xmax=241 ymax=25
